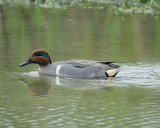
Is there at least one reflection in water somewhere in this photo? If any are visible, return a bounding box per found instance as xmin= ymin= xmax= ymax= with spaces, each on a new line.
xmin=16 ymin=70 xmax=160 ymax=128
xmin=19 ymin=71 xmax=112 ymax=93
xmin=19 ymin=77 xmax=50 ymax=97
xmin=39 ymin=73 xmax=111 ymax=89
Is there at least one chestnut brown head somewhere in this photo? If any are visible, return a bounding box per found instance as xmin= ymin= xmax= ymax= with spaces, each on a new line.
xmin=19 ymin=49 xmax=52 ymax=67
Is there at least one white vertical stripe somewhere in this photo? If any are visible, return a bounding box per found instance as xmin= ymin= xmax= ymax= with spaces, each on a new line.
xmin=56 ymin=64 xmax=62 ymax=75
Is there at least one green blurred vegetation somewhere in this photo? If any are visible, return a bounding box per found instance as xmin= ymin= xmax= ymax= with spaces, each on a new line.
xmin=0 ymin=0 xmax=160 ymax=15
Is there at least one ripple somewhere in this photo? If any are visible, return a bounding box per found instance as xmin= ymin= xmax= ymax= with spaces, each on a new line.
xmin=20 ymin=71 xmax=39 ymax=77
xmin=111 ymin=63 xmax=160 ymax=88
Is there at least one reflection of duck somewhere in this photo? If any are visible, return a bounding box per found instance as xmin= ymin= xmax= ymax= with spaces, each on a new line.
xmin=19 ymin=78 xmax=50 ymax=97
xmin=39 ymin=73 xmax=112 ymax=89
xmin=19 ymin=49 xmax=120 ymax=78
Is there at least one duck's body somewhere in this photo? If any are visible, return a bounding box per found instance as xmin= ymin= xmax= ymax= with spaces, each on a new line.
xmin=19 ymin=49 xmax=120 ymax=78
xmin=38 ymin=59 xmax=120 ymax=78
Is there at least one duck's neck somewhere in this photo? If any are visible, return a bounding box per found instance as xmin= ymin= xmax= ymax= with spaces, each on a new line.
xmin=39 ymin=63 xmax=51 ymax=68
xmin=38 ymin=64 xmax=53 ymax=75
xmin=39 ymin=63 xmax=51 ymax=67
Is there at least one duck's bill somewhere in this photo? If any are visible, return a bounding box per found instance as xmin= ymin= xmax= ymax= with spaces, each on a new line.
xmin=19 ymin=58 xmax=32 ymax=67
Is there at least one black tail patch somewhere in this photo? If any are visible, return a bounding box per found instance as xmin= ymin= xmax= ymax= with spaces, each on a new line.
xmin=112 ymin=71 xmax=119 ymax=77
xmin=98 ymin=62 xmax=115 ymax=65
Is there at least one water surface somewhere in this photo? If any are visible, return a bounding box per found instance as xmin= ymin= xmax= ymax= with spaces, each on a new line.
xmin=0 ymin=5 xmax=160 ymax=128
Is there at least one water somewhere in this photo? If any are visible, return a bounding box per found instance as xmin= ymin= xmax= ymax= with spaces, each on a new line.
xmin=0 ymin=5 xmax=160 ymax=128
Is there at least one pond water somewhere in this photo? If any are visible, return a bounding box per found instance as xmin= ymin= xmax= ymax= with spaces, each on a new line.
xmin=0 ymin=5 xmax=160 ymax=128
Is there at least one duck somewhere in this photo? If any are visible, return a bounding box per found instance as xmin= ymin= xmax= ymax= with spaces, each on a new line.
xmin=19 ymin=49 xmax=120 ymax=78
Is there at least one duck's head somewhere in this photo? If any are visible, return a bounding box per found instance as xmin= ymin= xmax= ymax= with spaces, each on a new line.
xmin=19 ymin=49 xmax=52 ymax=67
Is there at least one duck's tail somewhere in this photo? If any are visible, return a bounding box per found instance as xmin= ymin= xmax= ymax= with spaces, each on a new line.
xmin=105 ymin=68 xmax=120 ymax=77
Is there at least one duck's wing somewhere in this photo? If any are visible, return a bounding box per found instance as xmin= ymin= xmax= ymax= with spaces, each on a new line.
xmin=65 ymin=59 xmax=120 ymax=70
xmin=98 ymin=62 xmax=120 ymax=69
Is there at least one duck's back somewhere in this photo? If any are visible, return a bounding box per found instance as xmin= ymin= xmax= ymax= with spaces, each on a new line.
xmin=39 ymin=59 xmax=120 ymax=78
